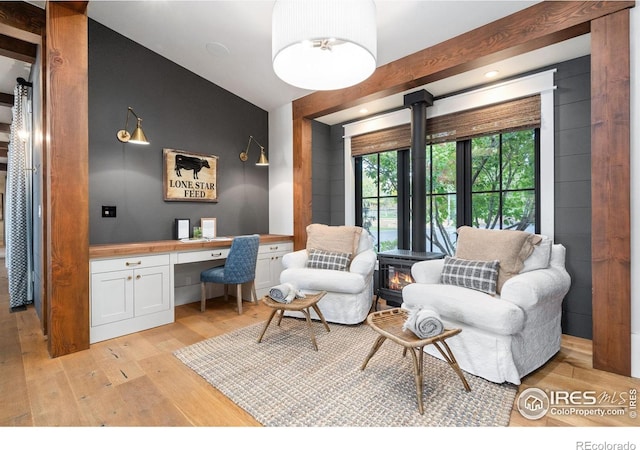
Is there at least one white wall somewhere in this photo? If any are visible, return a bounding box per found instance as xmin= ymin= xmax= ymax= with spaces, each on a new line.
xmin=268 ymin=103 xmax=294 ymax=235
xmin=630 ymin=6 xmax=639 ymax=379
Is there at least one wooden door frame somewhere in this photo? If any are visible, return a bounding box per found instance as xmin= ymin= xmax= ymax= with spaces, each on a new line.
xmin=291 ymin=1 xmax=634 ymax=375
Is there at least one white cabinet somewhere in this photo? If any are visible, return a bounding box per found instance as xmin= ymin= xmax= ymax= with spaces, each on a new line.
xmin=90 ymin=254 xmax=173 ymax=343
xmin=255 ymin=242 xmax=293 ymax=298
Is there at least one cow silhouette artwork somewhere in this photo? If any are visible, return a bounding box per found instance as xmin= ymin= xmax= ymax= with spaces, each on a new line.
xmin=175 ymin=154 xmax=210 ymax=179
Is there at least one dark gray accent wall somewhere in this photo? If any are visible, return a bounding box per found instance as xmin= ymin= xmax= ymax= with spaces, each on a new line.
xmin=311 ymin=120 xmax=346 ymax=226
xmin=329 ymin=123 xmax=346 ymax=225
xmin=554 ymin=55 xmax=592 ymax=339
xmin=311 ymin=120 xmax=332 ymax=225
xmin=89 ymin=20 xmax=269 ymax=244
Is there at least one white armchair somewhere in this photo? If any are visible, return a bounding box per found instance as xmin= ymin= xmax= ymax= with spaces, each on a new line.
xmin=280 ymin=229 xmax=376 ymax=325
xmin=402 ymin=243 xmax=571 ymax=385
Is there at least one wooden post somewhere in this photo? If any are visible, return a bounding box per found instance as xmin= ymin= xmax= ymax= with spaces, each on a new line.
xmin=292 ymin=117 xmax=312 ymax=250
xmin=45 ymin=1 xmax=90 ymax=357
xmin=591 ymin=9 xmax=631 ymax=376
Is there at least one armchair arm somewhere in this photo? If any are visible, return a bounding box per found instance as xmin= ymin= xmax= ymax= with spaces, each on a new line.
xmin=410 ymin=259 xmax=445 ymax=284
xmin=500 ymin=266 xmax=571 ymax=310
xmin=281 ymin=249 xmax=308 ymax=269
xmin=349 ymin=249 xmax=376 ymax=277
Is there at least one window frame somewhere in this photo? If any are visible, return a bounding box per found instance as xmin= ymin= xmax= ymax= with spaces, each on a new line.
xmin=345 ymin=69 xmax=556 ymax=240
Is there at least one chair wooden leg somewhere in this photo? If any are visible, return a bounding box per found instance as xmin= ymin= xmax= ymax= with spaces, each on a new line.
xmin=200 ymin=282 xmax=207 ymax=312
xmin=251 ymin=281 xmax=258 ymax=303
xmin=224 ymin=284 xmax=229 ymax=302
xmin=236 ymin=284 xmax=243 ymax=315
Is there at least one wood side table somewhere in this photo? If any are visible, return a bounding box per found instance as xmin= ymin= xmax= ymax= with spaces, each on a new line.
xmin=257 ymin=291 xmax=330 ymax=351
xmin=361 ymin=308 xmax=471 ymax=414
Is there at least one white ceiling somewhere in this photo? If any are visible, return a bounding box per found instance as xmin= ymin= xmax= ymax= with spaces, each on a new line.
xmin=3 ymin=0 xmax=591 ymax=133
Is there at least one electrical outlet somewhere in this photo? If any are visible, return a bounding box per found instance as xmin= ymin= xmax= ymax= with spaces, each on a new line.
xmin=102 ymin=206 xmax=116 ymax=218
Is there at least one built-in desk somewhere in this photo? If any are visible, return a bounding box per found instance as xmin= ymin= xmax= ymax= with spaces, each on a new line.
xmin=89 ymin=234 xmax=293 ymax=343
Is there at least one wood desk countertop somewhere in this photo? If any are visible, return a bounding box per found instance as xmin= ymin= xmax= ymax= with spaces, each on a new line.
xmin=89 ymin=234 xmax=294 ymax=259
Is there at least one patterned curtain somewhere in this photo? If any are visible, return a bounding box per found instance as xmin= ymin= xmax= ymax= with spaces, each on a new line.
xmin=7 ymin=83 xmax=32 ymax=310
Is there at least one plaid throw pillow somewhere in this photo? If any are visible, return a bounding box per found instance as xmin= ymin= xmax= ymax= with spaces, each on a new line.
xmin=306 ymin=249 xmax=352 ymax=271
xmin=440 ymin=256 xmax=500 ymax=295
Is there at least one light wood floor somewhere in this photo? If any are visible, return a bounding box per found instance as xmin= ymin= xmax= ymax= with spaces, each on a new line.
xmin=0 ymin=263 xmax=637 ymax=427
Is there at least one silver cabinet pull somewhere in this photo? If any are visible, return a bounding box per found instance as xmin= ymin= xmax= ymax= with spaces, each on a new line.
xmin=136 ymin=274 xmax=141 ymax=280
xmin=211 ymin=252 xmax=222 ymax=257
xmin=126 ymin=261 xmax=142 ymax=266
xmin=270 ymin=246 xmax=279 ymax=250
xmin=127 ymin=276 xmax=133 ymax=281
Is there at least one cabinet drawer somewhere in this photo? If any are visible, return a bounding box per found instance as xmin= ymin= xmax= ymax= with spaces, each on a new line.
xmin=177 ymin=248 xmax=229 ymax=264
xmin=91 ymin=254 xmax=171 ymax=273
xmin=259 ymin=242 xmax=293 ymax=255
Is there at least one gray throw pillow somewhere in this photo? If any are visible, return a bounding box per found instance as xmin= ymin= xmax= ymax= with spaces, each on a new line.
xmin=306 ymin=249 xmax=352 ymax=271
xmin=440 ymin=256 xmax=500 ymax=296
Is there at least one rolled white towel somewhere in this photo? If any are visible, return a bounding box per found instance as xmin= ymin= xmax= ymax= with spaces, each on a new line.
xmin=268 ymin=283 xmax=305 ymax=303
xmin=402 ymin=307 xmax=444 ymax=339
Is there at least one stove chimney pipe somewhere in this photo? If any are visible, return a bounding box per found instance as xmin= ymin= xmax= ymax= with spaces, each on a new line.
xmin=403 ymin=89 xmax=434 ymax=253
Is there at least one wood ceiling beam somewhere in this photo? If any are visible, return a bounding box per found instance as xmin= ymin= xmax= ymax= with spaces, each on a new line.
xmin=0 ymin=2 xmax=45 ymax=37
xmin=0 ymin=33 xmax=37 ymax=64
xmin=0 ymin=92 xmax=14 ymax=107
xmin=293 ymin=1 xmax=634 ymax=120
xmin=0 ymin=123 xmax=10 ymax=133
xmin=0 ymin=163 xmax=6 ymax=171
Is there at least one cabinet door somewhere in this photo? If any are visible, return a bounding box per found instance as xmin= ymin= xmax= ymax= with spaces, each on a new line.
xmin=134 ymin=265 xmax=171 ymax=317
xmin=269 ymin=253 xmax=286 ymax=286
xmin=91 ymin=270 xmax=134 ymax=326
xmin=255 ymin=254 xmax=273 ymax=291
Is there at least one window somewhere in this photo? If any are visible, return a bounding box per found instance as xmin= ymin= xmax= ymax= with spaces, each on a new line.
xmin=468 ymin=130 xmax=538 ymax=233
xmin=349 ymin=81 xmax=552 ymax=255
xmin=356 ymin=151 xmax=400 ymax=252
xmin=427 ymin=141 xmax=457 ymax=255
xmin=356 ymin=128 xmax=540 ymax=255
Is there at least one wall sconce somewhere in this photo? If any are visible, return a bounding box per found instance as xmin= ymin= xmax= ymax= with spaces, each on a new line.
xmin=239 ymin=135 xmax=269 ymax=166
xmin=116 ymin=106 xmax=150 ymax=145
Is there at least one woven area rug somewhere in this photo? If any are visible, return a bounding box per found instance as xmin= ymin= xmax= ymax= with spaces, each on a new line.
xmin=174 ymin=319 xmax=518 ymax=427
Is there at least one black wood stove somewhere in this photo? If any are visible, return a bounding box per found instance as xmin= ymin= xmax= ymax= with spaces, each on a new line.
xmin=376 ymin=249 xmax=444 ymax=308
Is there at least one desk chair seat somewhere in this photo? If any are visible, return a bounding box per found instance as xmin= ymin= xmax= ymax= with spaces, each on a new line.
xmin=200 ymin=234 xmax=260 ymax=314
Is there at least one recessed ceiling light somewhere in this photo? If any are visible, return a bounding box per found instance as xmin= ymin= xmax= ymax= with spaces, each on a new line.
xmin=206 ymin=42 xmax=230 ymax=57
xmin=484 ymin=70 xmax=499 ymax=78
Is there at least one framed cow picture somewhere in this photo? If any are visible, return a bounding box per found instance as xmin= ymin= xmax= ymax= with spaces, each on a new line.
xmin=163 ymin=148 xmax=218 ymax=202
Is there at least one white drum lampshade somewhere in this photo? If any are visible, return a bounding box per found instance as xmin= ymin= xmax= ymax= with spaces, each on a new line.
xmin=272 ymin=0 xmax=377 ymax=91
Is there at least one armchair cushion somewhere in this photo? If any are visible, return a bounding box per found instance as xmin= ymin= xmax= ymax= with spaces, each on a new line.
xmin=306 ymin=249 xmax=351 ymax=271
xmin=440 ymin=256 xmax=499 ymax=295
xmin=306 ymin=223 xmax=362 ymax=258
xmin=520 ymin=235 xmax=552 ymax=273
xmin=402 ymin=283 xmax=525 ymax=335
xmin=455 ymin=226 xmax=542 ymax=293
xmin=280 ymin=267 xmax=366 ymax=295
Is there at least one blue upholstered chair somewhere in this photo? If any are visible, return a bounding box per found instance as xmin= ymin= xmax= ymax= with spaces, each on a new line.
xmin=200 ymin=234 xmax=260 ymax=314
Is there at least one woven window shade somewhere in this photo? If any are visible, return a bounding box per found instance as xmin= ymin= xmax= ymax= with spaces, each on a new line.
xmin=350 ymin=95 xmax=540 ymax=156
xmin=351 ymin=124 xmax=411 ymax=157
